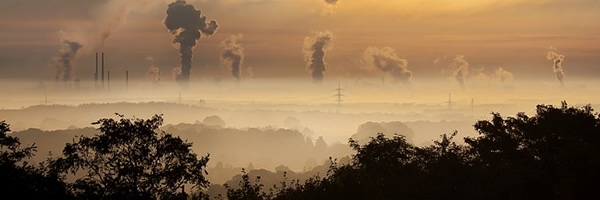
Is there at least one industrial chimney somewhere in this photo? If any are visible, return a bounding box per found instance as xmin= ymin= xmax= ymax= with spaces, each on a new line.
xmin=107 ymin=70 xmax=111 ymax=91
xmin=95 ymin=52 xmax=98 ymax=88
xmin=126 ymin=70 xmax=129 ymax=91
xmin=101 ymin=52 xmax=105 ymax=89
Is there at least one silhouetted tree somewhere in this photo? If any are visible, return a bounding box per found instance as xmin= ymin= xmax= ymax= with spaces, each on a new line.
xmin=419 ymin=131 xmax=471 ymax=199
xmin=267 ymin=102 xmax=600 ymax=199
xmin=51 ymin=114 xmax=210 ymax=199
xmin=225 ymin=168 xmax=271 ymax=200
xmin=0 ymin=120 xmax=72 ymax=199
xmin=465 ymin=101 xmax=600 ymax=199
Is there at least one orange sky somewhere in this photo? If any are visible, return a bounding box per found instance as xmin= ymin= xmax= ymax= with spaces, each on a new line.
xmin=0 ymin=0 xmax=599 ymax=83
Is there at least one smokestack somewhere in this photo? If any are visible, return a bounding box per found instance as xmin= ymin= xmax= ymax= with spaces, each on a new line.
xmin=165 ymin=0 xmax=219 ymax=87
xmin=107 ymin=70 xmax=111 ymax=90
xmin=102 ymin=52 xmax=105 ymax=89
xmin=126 ymin=70 xmax=129 ymax=91
xmin=220 ymin=34 xmax=244 ymax=81
xmin=447 ymin=93 xmax=452 ymax=109
xmin=363 ymin=47 xmax=412 ymax=85
xmin=303 ymin=30 xmax=333 ymax=83
xmin=95 ymin=53 xmax=98 ymax=88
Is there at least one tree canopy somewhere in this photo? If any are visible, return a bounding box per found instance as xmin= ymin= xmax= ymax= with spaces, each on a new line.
xmin=223 ymin=102 xmax=600 ymax=200
xmin=1 ymin=120 xmax=72 ymax=199
xmin=3 ymin=102 xmax=600 ymax=199
xmin=51 ymin=114 xmax=210 ymax=199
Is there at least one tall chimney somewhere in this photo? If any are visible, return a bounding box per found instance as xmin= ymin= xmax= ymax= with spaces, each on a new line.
xmin=126 ymin=70 xmax=129 ymax=91
xmin=102 ymin=52 xmax=105 ymax=89
xmin=107 ymin=70 xmax=111 ymax=91
xmin=95 ymin=53 xmax=98 ymax=88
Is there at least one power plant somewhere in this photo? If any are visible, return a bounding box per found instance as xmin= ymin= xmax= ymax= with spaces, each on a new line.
xmin=93 ymin=52 xmax=131 ymax=91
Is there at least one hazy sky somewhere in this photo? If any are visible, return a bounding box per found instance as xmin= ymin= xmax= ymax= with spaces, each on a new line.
xmin=1 ymin=0 xmax=599 ymax=83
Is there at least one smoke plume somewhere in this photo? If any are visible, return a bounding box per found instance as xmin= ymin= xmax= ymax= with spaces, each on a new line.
xmin=97 ymin=3 xmax=128 ymax=48
xmin=165 ymin=0 xmax=219 ymax=86
xmin=546 ymin=47 xmax=565 ymax=86
xmin=147 ymin=66 xmax=161 ymax=82
xmin=220 ymin=34 xmax=244 ymax=81
xmin=451 ymin=55 xmax=469 ymax=89
xmin=172 ymin=67 xmax=182 ymax=81
xmin=493 ymin=67 xmax=513 ymax=83
xmin=322 ymin=0 xmax=340 ymax=14
xmin=362 ymin=47 xmax=412 ymax=85
xmin=53 ymin=40 xmax=83 ymax=82
xmin=94 ymin=0 xmax=161 ymax=48
xmin=325 ymin=0 xmax=339 ymax=5
xmin=303 ymin=31 xmax=333 ymax=83
xmin=145 ymin=56 xmax=161 ymax=85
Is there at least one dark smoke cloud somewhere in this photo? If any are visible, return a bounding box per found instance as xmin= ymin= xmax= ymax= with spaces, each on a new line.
xmin=363 ymin=47 xmax=412 ymax=85
xmin=303 ymin=31 xmax=333 ymax=83
xmin=165 ymin=0 xmax=219 ymax=86
xmin=546 ymin=47 xmax=565 ymax=86
xmin=451 ymin=55 xmax=469 ymax=89
xmin=53 ymin=40 xmax=83 ymax=82
xmin=220 ymin=34 xmax=244 ymax=81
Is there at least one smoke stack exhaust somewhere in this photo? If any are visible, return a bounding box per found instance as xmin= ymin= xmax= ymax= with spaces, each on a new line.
xmin=165 ymin=0 xmax=219 ymax=87
xmin=220 ymin=34 xmax=244 ymax=81
xmin=303 ymin=30 xmax=333 ymax=83
xmin=451 ymin=55 xmax=469 ymax=89
xmin=546 ymin=47 xmax=565 ymax=86
xmin=362 ymin=46 xmax=412 ymax=85
xmin=53 ymin=40 xmax=82 ymax=83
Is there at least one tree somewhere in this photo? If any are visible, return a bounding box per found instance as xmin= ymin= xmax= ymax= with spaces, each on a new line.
xmin=0 ymin=120 xmax=72 ymax=199
xmin=419 ymin=131 xmax=471 ymax=199
xmin=225 ymin=168 xmax=271 ymax=200
xmin=219 ymin=102 xmax=599 ymax=200
xmin=51 ymin=114 xmax=210 ymax=199
xmin=465 ymin=101 xmax=600 ymax=199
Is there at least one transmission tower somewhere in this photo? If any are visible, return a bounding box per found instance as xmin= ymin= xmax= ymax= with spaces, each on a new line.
xmin=333 ymin=82 xmax=344 ymax=113
xmin=178 ymin=91 xmax=182 ymax=104
xmin=445 ymin=93 xmax=454 ymax=109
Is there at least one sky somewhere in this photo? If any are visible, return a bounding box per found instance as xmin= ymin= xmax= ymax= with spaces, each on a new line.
xmin=0 ymin=0 xmax=599 ymax=84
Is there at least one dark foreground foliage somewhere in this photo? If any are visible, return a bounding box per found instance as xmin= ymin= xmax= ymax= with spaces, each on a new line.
xmin=2 ymin=102 xmax=599 ymax=199
xmin=225 ymin=102 xmax=600 ymax=200
xmin=0 ymin=120 xmax=72 ymax=199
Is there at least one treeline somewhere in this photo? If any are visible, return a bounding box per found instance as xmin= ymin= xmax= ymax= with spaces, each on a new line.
xmin=1 ymin=102 xmax=599 ymax=199
xmin=222 ymin=102 xmax=600 ymax=200
xmin=10 ymin=118 xmax=352 ymax=177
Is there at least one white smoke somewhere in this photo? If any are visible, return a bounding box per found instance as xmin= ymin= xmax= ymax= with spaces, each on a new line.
xmin=546 ymin=47 xmax=565 ymax=86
